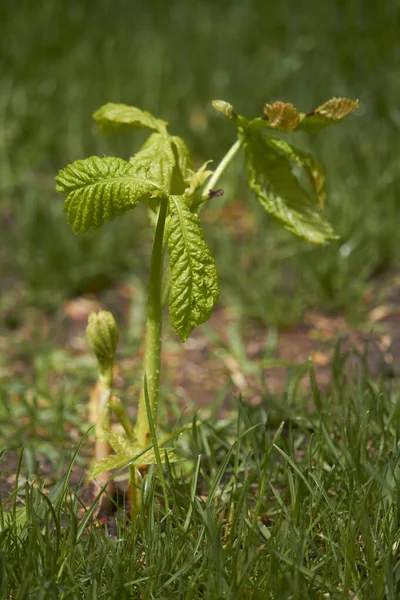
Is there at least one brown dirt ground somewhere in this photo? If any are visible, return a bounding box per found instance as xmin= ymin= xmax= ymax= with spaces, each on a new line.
xmin=1 ymin=272 xmax=400 ymax=502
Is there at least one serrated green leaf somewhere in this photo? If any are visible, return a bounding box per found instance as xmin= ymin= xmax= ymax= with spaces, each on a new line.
xmin=263 ymin=101 xmax=300 ymax=132
xmin=140 ymin=448 xmax=180 ymax=465
xmin=168 ymin=196 xmax=219 ymax=341
xmin=244 ymin=133 xmax=337 ymax=244
xmin=297 ymin=97 xmax=359 ymax=133
xmin=89 ymin=452 xmax=132 ymax=480
xmin=93 ymin=102 xmax=167 ymax=134
xmin=170 ymin=135 xmax=194 ymax=193
xmin=266 ymin=138 xmax=326 ymax=207
xmin=106 ymin=430 xmax=133 ymax=455
xmin=56 ymin=156 xmax=165 ymax=234
xmin=130 ymin=133 xmax=176 ymax=190
xmin=89 ymin=444 xmax=180 ymax=480
xmin=214 ymin=97 xmax=358 ymax=136
xmin=130 ymin=133 xmax=193 ymax=198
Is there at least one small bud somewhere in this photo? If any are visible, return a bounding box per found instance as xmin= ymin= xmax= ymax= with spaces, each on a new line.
xmin=86 ymin=311 xmax=119 ymax=374
xmin=212 ymin=100 xmax=237 ymax=120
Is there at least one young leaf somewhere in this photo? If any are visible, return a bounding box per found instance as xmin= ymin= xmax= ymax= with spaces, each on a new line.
xmin=184 ymin=161 xmax=213 ymax=198
xmin=171 ymin=136 xmax=193 ymax=169
xmin=56 ymin=156 xmax=165 ymax=234
xmin=89 ymin=444 xmax=179 ymax=480
xmin=244 ymin=133 xmax=337 ymax=243
xmin=297 ymin=97 xmax=359 ymax=133
xmin=170 ymin=135 xmax=194 ymax=193
xmin=168 ymin=195 xmax=219 ymax=342
xmin=212 ymin=99 xmax=238 ymax=121
xmin=212 ymin=99 xmax=250 ymax=131
xmin=130 ymin=133 xmax=193 ymax=196
xmin=213 ymin=97 xmax=358 ymax=136
xmin=93 ymin=102 xmax=167 ymax=134
xmin=90 ymin=452 xmax=134 ymax=480
xmin=266 ymin=138 xmax=326 ymax=207
xmin=263 ymin=101 xmax=301 ymax=132
xmin=130 ymin=133 xmax=176 ymax=191
xmin=106 ymin=430 xmax=134 ymax=455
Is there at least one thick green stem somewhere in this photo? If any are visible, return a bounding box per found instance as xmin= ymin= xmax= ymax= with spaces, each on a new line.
xmin=135 ymin=200 xmax=168 ymax=449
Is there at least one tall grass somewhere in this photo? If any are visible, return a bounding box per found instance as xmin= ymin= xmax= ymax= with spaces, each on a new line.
xmin=1 ymin=350 xmax=400 ymax=597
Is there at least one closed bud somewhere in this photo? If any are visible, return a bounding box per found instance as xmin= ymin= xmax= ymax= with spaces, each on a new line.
xmin=212 ymin=100 xmax=237 ymax=121
xmin=86 ymin=311 xmax=119 ymax=374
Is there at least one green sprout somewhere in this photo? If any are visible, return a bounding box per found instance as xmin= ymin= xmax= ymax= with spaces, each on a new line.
xmin=56 ymin=96 xmax=358 ymax=516
xmin=86 ymin=311 xmax=119 ymax=510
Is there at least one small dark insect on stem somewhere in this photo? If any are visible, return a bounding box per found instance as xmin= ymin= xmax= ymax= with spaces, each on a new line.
xmin=208 ymin=189 xmax=224 ymax=199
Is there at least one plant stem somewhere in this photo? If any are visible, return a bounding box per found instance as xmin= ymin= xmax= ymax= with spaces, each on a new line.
xmin=193 ymin=138 xmax=243 ymax=210
xmin=110 ymin=395 xmax=134 ymax=441
xmin=135 ymin=200 xmax=168 ymax=449
xmin=94 ymin=369 xmax=114 ymax=512
xmin=109 ymin=394 xmax=139 ymax=515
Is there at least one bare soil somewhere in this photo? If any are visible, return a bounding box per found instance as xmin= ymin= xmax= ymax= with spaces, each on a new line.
xmin=1 ymin=272 xmax=400 ymax=501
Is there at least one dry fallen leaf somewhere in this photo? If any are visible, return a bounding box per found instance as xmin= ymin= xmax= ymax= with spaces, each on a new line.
xmin=223 ymin=355 xmax=247 ymax=390
xmin=64 ymin=297 xmax=102 ymax=321
xmin=368 ymin=305 xmax=393 ymax=323
xmin=312 ymin=351 xmax=331 ymax=367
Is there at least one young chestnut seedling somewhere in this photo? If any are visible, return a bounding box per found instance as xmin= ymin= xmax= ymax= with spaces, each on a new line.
xmin=56 ymin=97 xmax=358 ymax=514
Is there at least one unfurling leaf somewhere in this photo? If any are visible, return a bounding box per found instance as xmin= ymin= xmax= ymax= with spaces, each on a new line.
xmin=213 ymin=97 xmax=358 ymax=136
xmin=212 ymin=99 xmax=237 ymax=120
xmin=263 ymin=101 xmax=300 ymax=132
xmin=297 ymin=98 xmax=359 ymax=133
xmin=244 ymin=133 xmax=337 ymax=244
xmin=86 ymin=311 xmax=119 ymax=374
xmin=89 ymin=430 xmax=180 ymax=480
xmin=56 ymin=156 xmax=165 ymax=234
xmin=93 ymin=102 xmax=167 ymax=134
xmin=266 ymin=138 xmax=326 ymax=207
xmin=184 ymin=161 xmax=213 ymax=198
xmin=170 ymin=136 xmax=193 ymax=178
xmin=168 ymin=196 xmax=219 ymax=342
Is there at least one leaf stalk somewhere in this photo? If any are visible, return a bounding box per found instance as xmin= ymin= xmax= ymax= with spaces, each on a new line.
xmin=196 ymin=138 xmax=243 ymax=208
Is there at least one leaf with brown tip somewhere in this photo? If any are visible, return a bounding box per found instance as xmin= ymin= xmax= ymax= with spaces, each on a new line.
xmin=298 ymin=98 xmax=359 ymax=133
xmin=263 ymin=101 xmax=301 ymax=132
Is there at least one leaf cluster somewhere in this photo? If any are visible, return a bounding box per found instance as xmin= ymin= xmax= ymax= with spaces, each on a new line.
xmin=56 ymin=98 xmax=358 ymax=340
xmin=56 ymin=103 xmax=219 ymax=343
xmin=213 ymin=97 xmax=358 ymax=244
xmin=89 ymin=430 xmax=179 ymax=480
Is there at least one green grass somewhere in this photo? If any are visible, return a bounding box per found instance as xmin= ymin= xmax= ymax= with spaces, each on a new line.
xmin=1 ymin=0 xmax=400 ymax=322
xmin=1 ymin=348 xmax=400 ymax=598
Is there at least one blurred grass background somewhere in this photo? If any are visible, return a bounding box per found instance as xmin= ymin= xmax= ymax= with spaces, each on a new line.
xmin=1 ymin=0 xmax=399 ymax=324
